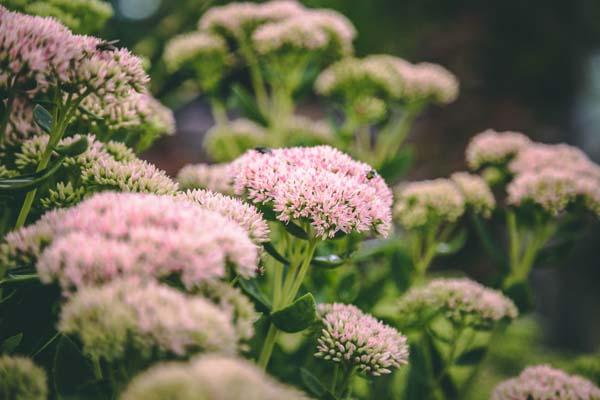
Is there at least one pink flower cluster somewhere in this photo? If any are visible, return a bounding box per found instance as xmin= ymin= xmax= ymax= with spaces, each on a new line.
xmin=451 ymin=172 xmax=496 ymax=217
xmin=199 ymin=0 xmax=304 ymax=39
xmin=0 ymin=6 xmax=148 ymax=97
xmin=176 ymin=189 xmax=270 ymax=244
xmin=397 ymin=278 xmax=518 ymax=328
xmin=491 ymin=365 xmax=600 ymax=400
xmin=316 ymin=55 xmax=459 ymax=104
xmin=394 ymin=178 xmax=465 ymax=229
xmin=506 ymin=143 xmax=600 ymax=216
xmin=122 ymin=355 xmax=311 ymax=400
xmin=59 ymin=280 xmax=238 ymax=361
xmin=252 ymin=7 xmax=356 ymax=56
xmin=315 ymin=303 xmax=409 ymax=376
xmin=177 ymin=162 xmax=235 ymax=194
xmin=2 ymin=192 xmax=259 ymax=294
xmin=232 ymin=145 xmax=393 ymax=239
xmin=466 ymin=129 xmax=531 ymax=170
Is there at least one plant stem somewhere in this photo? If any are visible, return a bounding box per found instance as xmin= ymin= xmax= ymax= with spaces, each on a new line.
xmin=14 ymin=91 xmax=85 ymax=228
xmin=210 ymin=98 xmax=228 ymax=126
xmin=257 ymin=237 xmax=317 ymax=370
xmin=239 ymin=39 xmax=268 ymax=114
xmin=374 ymin=102 xmax=423 ymax=167
xmin=331 ymin=363 xmax=340 ymax=393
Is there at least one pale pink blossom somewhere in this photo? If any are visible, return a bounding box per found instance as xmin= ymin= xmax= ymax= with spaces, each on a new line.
xmin=394 ymin=179 xmax=465 ymax=229
xmin=315 ymin=303 xmax=409 ymax=376
xmin=466 ymin=129 xmax=531 ymax=170
xmin=397 ymin=278 xmax=518 ymax=328
xmin=177 ymin=163 xmax=235 ymax=194
xmin=451 ymin=172 xmax=495 ymax=217
xmin=491 ymin=365 xmax=600 ymax=400
xmin=232 ymin=146 xmax=393 ymax=239
xmin=59 ymin=280 xmax=238 ymax=361
xmin=176 ymin=189 xmax=270 ymax=244
xmin=3 ymin=193 xmax=259 ymax=293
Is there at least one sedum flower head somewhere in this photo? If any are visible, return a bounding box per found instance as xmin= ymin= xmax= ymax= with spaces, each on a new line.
xmin=81 ymin=157 xmax=178 ymax=195
xmin=203 ymin=119 xmax=268 ymax=162
xmin=509 ymin=142 xmax=600 ymax=180
xmin=232 ymin=145 xmax=393 ymax=239
xmin=0 ymin=356 xmax=47 ymax=400
xmin=176 ymin=189 xmax=270 ymax=244
xmin=199 ymin=0 xmax=304 ymax=40
xmin=163 ymin=32 xmax=231 ymax=93
xmin=2 ymin=192 xmax=259 ymax=293
xmin=451 ymin=172 xmax=495 ymax=217
xmin=177 ymin=162 xmax=235 ymax=194
xmin=59 ymin=280 xmax=238 ymax=362
xmin=394 ymin=179 xmax=465 ymax=230
xmin=491 ymin=365 xmax=600 ymax=400
xmin=507 ymin=169 xmax=577 ymax=216
xmin=121 ymin=355 xmax=311 ymax=400
xmin=466 ymin=129 xmax=531 ymax=170
xmin=397 ymin=278 xmax=518 ymax=329
xmin=315 ymin=303 xmax=409 ymax=376
xmin=316 ymin=55 xmax=458 ymax=104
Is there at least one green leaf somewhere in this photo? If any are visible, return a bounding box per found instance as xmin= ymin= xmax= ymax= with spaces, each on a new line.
xmin=55 ymin=137 xmax=89 ymax=157
xmin=230 ymin=84 xmax=269 ymax=126
xmin=1 ymin=333 xmax=23 ymax=354
xmin=255 ymin=203 xmax=277 ymax=221
xmin=504 ymin=281 xmax=533 ymax=313
xmin=390 ymin=247 xmax=413 ymax=292
xmin=455 ymin=346 xmax=487 ymax=366
xmin=271 ymin=292 xmax=317 ymax=333
xmin=53 ymin=335 xmax=98 ymax=398
xmin=436 ymin=228 xmax=467 ymax=255
xmin=263 ymin=242 xmax=289 ymax=265
xmin=33 ymin=104 xmax=52 ymax=133
xmin=238 ymin=278 xmax=271 ymax=314
xmin=312 ymin=254 xmax=346 ymax=269
xmin=78 ymin=105 xmax=104 ymax=121
xmin=0 ymin=156 xmax=66 ymax=192
xmin=283 ymin=221 xmax=309 ymax=240
xmin=300 ymin=368 xmax=338 ymax=400
xmin=378 ymin=147 xmax=413 ymax=182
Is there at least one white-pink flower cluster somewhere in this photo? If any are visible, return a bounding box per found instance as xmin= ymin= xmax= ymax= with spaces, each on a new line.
xmin=199 ymin=0 xmax=304 ymax=39
xmin=163 ymin=32 xmax=229 ymax=73
xmin=232 ymin=145 xmax=393 ymax=239
xmin=252 ymin=8 xmax=356 ymax=57
xmin=491 ymin=365 xmax=600 ymax=400
xmin=315 ymin=303 xmax=409 ymax=376
xmin=506 ymin=143 xmax=600 ymax=216
xmin=177 ymin=162 xmax=235 ymax=194
xmin=121 ymin=355 xmax=311 ymax=400
xmin=0 ymin=7 xmax=148 ymax=97
xmin=316 ymin=55 xmax=459 ymax=104
xmin=1 ymin=192 xmax=259 ymax=294
xmin=176 ymin=189 xmax=270 ymax=244
xmin=397 ymin=278 xmax=518 ymax=328
xmin=466 ymin=129 xmax=531 ymax=170
xmin=451 ymin=172 xmax=496 ymax=217
xmin=59 ymin=280 xmax=238 ymax=361
xmin=394 ymin=179 xmax=465 ymax=229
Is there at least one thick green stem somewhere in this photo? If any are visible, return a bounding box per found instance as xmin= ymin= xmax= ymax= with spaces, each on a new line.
xmin=506 ymin=210 xmax=520 ymax=274
xmin=14 ymin=91 xmax=85 ymax=228
xmin=239 ymin=39 xmax=268 ymax=114
xmin=257 ymin=323 xmax=279 ymax=370
xmin=257 ymin=237 xmax=317 ymax=370
xmin=374 ymin=102 xmax=423 ymax=167
xmin=331 ymin=363 xmax=340 ymax=393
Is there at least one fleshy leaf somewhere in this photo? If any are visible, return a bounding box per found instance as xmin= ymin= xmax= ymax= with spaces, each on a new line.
xmin=33 ymin=104 xmax=53 ymax=133
xmin=271 ymin=293 xmax=317 ymax=333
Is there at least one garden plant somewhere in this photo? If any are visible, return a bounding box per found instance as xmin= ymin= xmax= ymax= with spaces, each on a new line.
xmin=0 ymin=1 xmax=599 ymax=399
